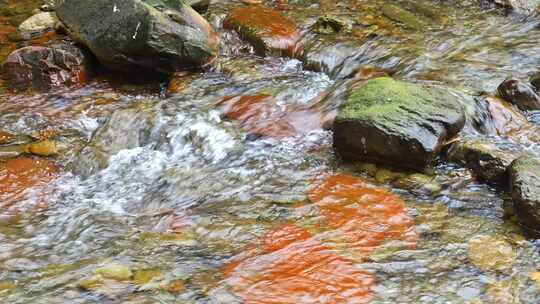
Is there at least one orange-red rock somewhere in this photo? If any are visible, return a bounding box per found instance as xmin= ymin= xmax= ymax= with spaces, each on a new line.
xmin=307 ymin=173 xmax=417 ymax=256
xmin=220 ymin=94 xmax=324 ymax=138
xmin=0 ymin=157 xmax=58 ymax=209
xmin=223 ymin=6 xmax=302 ymax=57
xmin=224 ymin=224 xmax=374 ymax=304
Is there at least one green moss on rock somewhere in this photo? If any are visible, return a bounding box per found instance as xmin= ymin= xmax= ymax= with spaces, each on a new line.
xmin=333 ymin=77 xmax=465 ymax=170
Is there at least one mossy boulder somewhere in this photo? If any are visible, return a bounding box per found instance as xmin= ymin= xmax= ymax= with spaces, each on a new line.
xmin=509 ymin=155 xmax=540 ymax=237
xmin=55 ymin=0 xmax=218 ymax=75
xmin=333 ymin=77 xmax=465 ymax=170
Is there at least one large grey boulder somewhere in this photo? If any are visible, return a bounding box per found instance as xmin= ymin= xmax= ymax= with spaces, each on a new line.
xmin=55 ymin=0 xmax=219 ymax=75
xmin=333 ymin=77 xmax=465 ymax=170
xmin=509 ymin=156 xmax=540 ymax=237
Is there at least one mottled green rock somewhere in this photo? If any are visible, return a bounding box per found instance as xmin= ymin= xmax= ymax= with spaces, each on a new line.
xmin=509 ymin=155 xmax=540 ymax=237
xmin=468 ymin=234 xmax=516 ymax=273
xmin=95 ymin=263 xmax=133 ymax=281
xmin=382 ymin=4 xmax=428 ymax=30
xmin=333 ymin=77 xmax=465 ymax=170
xmin=55 ymin=0 xmax=218 ymax=74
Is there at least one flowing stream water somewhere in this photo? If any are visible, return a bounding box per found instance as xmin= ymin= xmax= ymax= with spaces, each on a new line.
xmin=1 ymin=0 xmax=540 ymax=303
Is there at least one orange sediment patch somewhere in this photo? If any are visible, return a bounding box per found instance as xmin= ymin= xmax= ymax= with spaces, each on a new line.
xmin=307 ymin=173 xmax=417 ymax=257
xmin=223 ymin=6 xmax=302 ymax=57
xmin=219 ymin=94 xmax=325 ymax=138
xmin=0 ymin=157 xmax=59 ymax=210
xmin=224 ymin=224 xmax=374 ymax=304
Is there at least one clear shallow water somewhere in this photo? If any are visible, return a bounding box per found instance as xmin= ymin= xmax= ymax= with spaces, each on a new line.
xmin=1 ymin=0 xmax=540 ymax=303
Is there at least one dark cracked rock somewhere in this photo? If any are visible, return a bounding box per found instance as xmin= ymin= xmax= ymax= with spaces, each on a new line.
xmin=447 ymin=137 xmax=521 ymax=186
xmin=55 ymin=0 xmax=219 ymax=75
xmin=497 ymin=78 xmax=540 ymax=111
xmin=2 ymin=44 xmax=93 ymax=92
xmin=509 ymin=156 xmax=540 ymax=237
xmin=333 ymin=77 xmax=465 ymax=170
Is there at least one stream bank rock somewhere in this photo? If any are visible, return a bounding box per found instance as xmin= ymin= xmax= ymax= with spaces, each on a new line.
xmin=55 ymin=0 xmax=219 ymax=75
xmin=509 ymin=156 xmax=540 ymax=237
xmin=2 ymin=44 xmax=93 ymax=92
xmin=333 ymin=77 xmax=465 ymax=170
xmin=223 ymin=6 xmax=302 ymax=58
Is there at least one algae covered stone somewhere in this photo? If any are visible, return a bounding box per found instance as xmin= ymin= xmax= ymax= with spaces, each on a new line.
xmin=333 ymin=77 xmax=465 ymax=170
xmin=55 ymin=0 xmax=218 ymax=74
xmin=95 ymin=263 xmax=133 ymax=281
xmin=467 ymin=235 xmax=516 ymax=273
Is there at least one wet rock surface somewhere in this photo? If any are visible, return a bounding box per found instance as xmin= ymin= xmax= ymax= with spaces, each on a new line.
xmin=447 ymin=137 xmax=521 ymax=186
xmin=3 ymin=0 xmax=540 ymax=303
xmin=223 ymin=5 xmax=302 ymax=58
xmin=2 ymin=43 xmax=93 ymax=92
xmin=333 ymin=77 xmax=465 ymax=170
xmin=509 ymin=156 xmax=540 ymax=236
xmin=55 ymin=0 xmax=219 ymax=74
xmin=497 ymin=78 xmax=540 ymax=111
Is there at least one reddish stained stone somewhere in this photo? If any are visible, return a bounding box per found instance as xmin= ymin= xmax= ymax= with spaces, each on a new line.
xmin=219 ymin=94 xmax=325 ymax=138
xmin=224 ymin=224 xmax=374 ymax=304
xmin=308 ymin=173 xmax=417 ymax=256
xmin=0 ymin=157 xmax=58 ymax=210
xmin=223 ymin=6 xmax=303 ymax=57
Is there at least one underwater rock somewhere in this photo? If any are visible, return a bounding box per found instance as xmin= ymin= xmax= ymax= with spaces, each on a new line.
xmin=3 ymin=43 xmax=92 ymax=92
xmin=71 ymin=104 xmax=156 ymax=176
xmin=381 ymin=4 xmax=428 ymax=30
xmin=497 ymin=78 xmax=540 ymax=111
xmin=333 ymin=77 xmax=465 ymax=170
xmin=17 ymin=12 xmax=58 ymax=40
xmin=95 ymin=263 xmax=133 ymax=281
xmin=509 ymin=155 xmax=540 ymax=237
xmin=55 ymin=0 xmax=218 ymax=74
xmin=223 ymin=224 xmax=375 ymax=303
xmin=467 ymin=234 xmax=516 ymax=272
xmin=0 ymin=157 xmax=58 ymax=208
xmin=223 ymin=5 xmax=302 ymax=57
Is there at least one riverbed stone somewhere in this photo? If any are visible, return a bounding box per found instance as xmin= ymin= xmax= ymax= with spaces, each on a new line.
xmin=17 ymin=12 xmax=58 ymax=40
xmin=333 ymin=77 xmax=465 ymax=170
xmin=55 ymin=0 xmax=219 ymax=75
xmin=497 ymin=78 xmax=540 ymax=111
xmin=469 ymin=95 xmax=530 ymax=136
xmin=447 ymin=138 xmax=520 ymax=186
xmin=509 ymin=155 xmax=540 ymax=237
xmin=2 ymin=44 xmax=93 ymax=92
xmin=223 ymin=5 xmax=302 ymax=58
xmin=468 ymin=234 xmax=516 ymax=273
